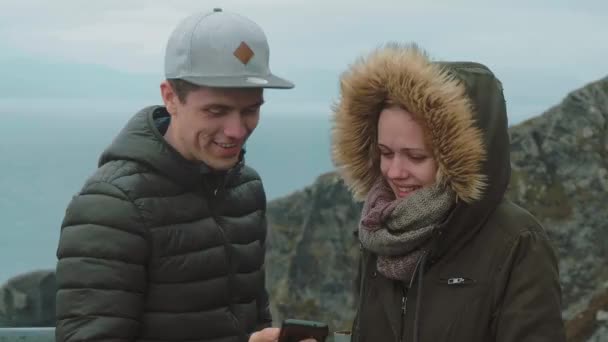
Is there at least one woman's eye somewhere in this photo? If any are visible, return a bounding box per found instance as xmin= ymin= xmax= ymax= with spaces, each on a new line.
xmin=410 ymin=155 xmax=427 ymax=161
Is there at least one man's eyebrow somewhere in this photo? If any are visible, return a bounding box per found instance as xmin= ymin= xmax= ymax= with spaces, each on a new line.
xmin=201 ymin=103 xmax=232 ymax=110
xmin=200 ymin=100 xmax=265 ymax=111
xmin=246 ymin=100 xmax=265 ymax=108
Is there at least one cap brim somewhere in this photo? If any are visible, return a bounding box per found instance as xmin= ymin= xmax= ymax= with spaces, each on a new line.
xmin=181 ymin=73 xmax=294 ymax=89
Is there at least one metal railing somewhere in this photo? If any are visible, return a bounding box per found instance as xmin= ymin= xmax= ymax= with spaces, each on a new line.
xmin=0 ymin=327 xmax=351 ymax=342
xmin=0 ymin=328 xmax=54 ymax=342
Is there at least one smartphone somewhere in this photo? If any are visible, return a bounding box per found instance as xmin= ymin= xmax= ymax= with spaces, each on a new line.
xmin=278 ymin=318 xmax=329 ymax=342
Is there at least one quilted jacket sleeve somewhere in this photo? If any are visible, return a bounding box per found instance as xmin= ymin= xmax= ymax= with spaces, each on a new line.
xmin=255 ymin=203 xmax=273 ymax=330
xmin=55 ymin=180 xmax=149 ymax=342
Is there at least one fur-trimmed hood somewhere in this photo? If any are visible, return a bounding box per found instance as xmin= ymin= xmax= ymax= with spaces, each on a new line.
xmin=331 ymin=43 xmax=511 ymax=257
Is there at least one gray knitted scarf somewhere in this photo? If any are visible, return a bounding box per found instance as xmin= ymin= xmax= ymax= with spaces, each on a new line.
xmin=358 ymin=178 xmax=456 ymax=283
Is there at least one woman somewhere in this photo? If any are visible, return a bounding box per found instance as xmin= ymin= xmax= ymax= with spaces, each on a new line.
xmin=331 ymin=43 xmax=565 ymax=342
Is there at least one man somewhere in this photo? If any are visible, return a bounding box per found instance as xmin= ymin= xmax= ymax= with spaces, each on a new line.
xmin=55 ymin=8 xmax=295 ymax=342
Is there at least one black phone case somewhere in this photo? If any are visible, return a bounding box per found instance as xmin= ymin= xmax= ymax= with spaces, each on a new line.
xmin=278 ymin=319 xmax=329 ymax=342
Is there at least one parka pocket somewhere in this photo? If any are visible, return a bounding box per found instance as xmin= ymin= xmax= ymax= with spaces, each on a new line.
xmin=427 ymin=277 xmax=491 ymax=341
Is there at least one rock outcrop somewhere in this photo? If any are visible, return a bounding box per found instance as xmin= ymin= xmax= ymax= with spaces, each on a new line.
xmin=0 ymin=269 xmax=56 ymax=327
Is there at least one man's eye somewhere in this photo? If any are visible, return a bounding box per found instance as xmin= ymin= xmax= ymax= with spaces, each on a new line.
xmin=207 ymin=107 xmax=225 ymax=115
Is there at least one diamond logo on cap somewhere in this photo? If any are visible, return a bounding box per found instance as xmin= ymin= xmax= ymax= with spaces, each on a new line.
xmin=233 ymin=42 xmax=254 ymax=65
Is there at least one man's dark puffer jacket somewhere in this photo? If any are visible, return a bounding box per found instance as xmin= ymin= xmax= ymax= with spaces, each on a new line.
xmin=55 ymin=106 xmax=271 ymax=342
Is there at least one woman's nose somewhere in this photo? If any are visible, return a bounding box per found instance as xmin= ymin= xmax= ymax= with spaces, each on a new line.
xmin=387 ymin=157 xmax=409 ymax=179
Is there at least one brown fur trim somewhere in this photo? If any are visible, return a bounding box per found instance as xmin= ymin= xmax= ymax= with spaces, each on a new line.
xmin=331 ymin=42 xmax=486 ymax=203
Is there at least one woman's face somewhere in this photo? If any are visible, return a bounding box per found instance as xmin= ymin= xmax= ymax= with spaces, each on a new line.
xmin=378 ymin=106 xmax=438 ymax=198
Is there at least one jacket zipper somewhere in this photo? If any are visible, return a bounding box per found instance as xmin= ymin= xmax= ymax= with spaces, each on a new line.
xmin=399 ymin=285 xmax=407 ymax=342
xmin=206 ymin=173 xmax=243 ymax=339
xmin=354 ymin=247 xmax=367 ymax=342
xmin=399 ymin=252 xmax=427 ymax=342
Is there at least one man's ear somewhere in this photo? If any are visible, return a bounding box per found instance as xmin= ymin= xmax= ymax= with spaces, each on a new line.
xmin=160 ymin=80 xmax=179 ymax=116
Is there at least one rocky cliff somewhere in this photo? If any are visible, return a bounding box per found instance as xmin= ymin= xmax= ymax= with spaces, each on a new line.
xmin=265 ymin=172 xmax=363 ymax=331
xmin=265 ymin=75 xmax=608 ymax=341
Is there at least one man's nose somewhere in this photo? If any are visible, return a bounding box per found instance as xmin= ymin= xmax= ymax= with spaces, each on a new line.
xmin=223 ymin=114 xmax=247 ymax=140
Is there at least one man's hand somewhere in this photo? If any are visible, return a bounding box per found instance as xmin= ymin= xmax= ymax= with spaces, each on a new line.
xmin=248 ymin=327 xmax=317 ymax=342
xmin=249 ymin=328 xmax=279 ymax=342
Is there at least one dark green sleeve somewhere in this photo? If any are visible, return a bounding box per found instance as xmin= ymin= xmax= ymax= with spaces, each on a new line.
xmin=493 ymin=230 xmax=566 ymax=342
xmin=55 ymin=181 xmax=149 ymax=342
xmin=256 ymin=213 xmax=272 ymax=330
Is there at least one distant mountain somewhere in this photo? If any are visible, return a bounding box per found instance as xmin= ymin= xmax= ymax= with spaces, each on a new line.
xmin=0 ymin=57 xmax=162 ymax=99
xmin=0 ymin=56 xmax=340 ymax=108
xmin=265 ymin=75 xmax=608 ymax=341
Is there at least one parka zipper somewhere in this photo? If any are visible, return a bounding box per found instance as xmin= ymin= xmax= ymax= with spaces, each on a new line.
xmin=399 ymin=285 xmax=407 ymax=342
xmin=354 ymin=245 xmax=366 ymax=342
xmin=399 ymin=252 xmax=427 ymax=342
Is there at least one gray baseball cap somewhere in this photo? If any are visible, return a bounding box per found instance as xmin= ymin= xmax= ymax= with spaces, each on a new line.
xmin=164 ymin=8 xmax=294 ymax=89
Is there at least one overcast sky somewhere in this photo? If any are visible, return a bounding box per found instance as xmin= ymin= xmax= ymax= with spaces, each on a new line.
xmin=1 ymin=0 xmax=607 ymax=123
